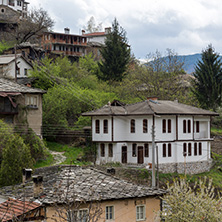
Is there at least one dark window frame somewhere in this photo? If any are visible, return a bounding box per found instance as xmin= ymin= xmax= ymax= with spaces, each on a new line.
xmin=188 ymin=120 xmax=191 ymax=133
xmin=183 ymin=143 xmax=187 ymax=156
xmin=132 ymin=144 xmax=137 ymax=157
xmin=196 ymin=121 xmax=200 ymax=133
xmin=194 ymin=143 xmax=197 ymax=156
xmin=144 ymin=143 xmax=149 ymax=157
xmin=168 ymin=143 xmax=172 ymax=157
xmin=95 ymin=119 xmax=100 ymax=134
xmin=108 ymin=144 xmax=113 ymax=157
xmin=183 ymin=120 xmax=186 ymax=133
xmin=162 ymin=119 xmax=166 ymax=133
xmin=143 ymin=119 xmax=148 ymax=133
xmin=168 ymin=119 xmax=171 ymax=133
xmin=131 ymin=119 xmax=135 ymax=133
xmin=100 ymin=144 xmax=105 ymax=157
xmin=103 ymin=119 xmax=108 ymax=134
xmin=188 ymin=143 xmax=192 ymax=156
xmin=199 ymin=143 xmax=202 ymax=155
xmin=163 ymin=144 xmax=166 ymax=157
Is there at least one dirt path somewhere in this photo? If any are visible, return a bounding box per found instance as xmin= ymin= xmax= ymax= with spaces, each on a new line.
xmin=49 ymin=150 xmax=66 ymax=165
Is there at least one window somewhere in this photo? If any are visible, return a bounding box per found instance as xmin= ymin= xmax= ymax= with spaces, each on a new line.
xmin=188 ymin=120 xmax=191 ymax=133
xmin=108 ymin=144 xmax=113 ymax=157
xmin=78 ymin=209 xmax=88 ymax=222
xmin=196 ymin=121 xmax=200 ymax=133
xmin=183 ymin=143 xmax=187 ymax=156
xmin=199 ymin=143 xmax=202 ymax=155
xmin=17 ymin=0 xmax=21 ymax=6
xmin=104 ymin=119 xmax=108 ymax=134
xmin=16 ymin=67 xmax=20 ymax=75
xmin=132 ymin=144 xmax=137 ymax=157
xmin=131 ymin=119 xmax=135 ymax=133
xmin=95 ymin=120 xmax=100 ymax=134
xmin=24 ymin=68 xmax=28 ymax=76
xmin=26 ymin=95 xmax=38 ymax=108
xmin=144 ymin=144 xmax=149 ymax=157
xmin=106 ymin=206 xmax=114 ymax=220
xmin=162 ymin=119 xmax=166 ymax=133
xmin=183 ymin=120 xmax=186 ymax=133
xmin=194 ymin=143 xmax=197 ymax=156
xmin=143 ymin=119 xmax=148 ymax=133
xmin=163 ymin=144 xmax=166 ymax=157
xmin=188 ymin=143 xmax=192 ymax=156
xmin=168 ymin=119 xmax=171 ymax=133
xmin=100 ymin=144 xmax=105 ymax=157
xmin=168 ymin=144 xmax=172 ymax=157
xmin=136 ymin=205 xmax=145 ymax=221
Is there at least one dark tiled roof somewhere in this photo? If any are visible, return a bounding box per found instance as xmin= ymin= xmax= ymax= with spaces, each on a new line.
xmin=0 ymin=166 xmax=165 ymax=204
xmin=0 ymin=198 xmax=41 ymax=222
xmin=84 ymin=32 xmax=106 ymax=37
xmin=0 ymin=78 xmax=45 ymax=94
xmin=82 ymin=100 xmax=218 ymax=116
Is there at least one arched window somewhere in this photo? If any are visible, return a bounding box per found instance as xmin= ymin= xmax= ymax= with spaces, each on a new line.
xmin=108 ymin=144 xmax=113 ymax=157
xmin=163 ymin=144 xmax=166 ymax=157
xmin=188 ymin=143 xmax=192 ymax=156
xmin=168 ymin=144 xmax=172 ymax=157
xmin=188 ymin=120 xmax=191 ymax=133
xmin=168 ymin=119 xmax=171 ymax=133
xmin=162 ymin=119 xmax=166 ymax=133
xmin=100 ymin=144 xmax=105 ymax=157
xmin=144 ymin=144 xmax=149 ymax=157
xmin=95 ymin=120 xmax=100 ymax=134
xmin=131 ymin=119 xmax=135 ymax=133
xmin=103 ymin=119 xmax=108 ymax=134
xmin=199 ymin=143 xmax=202 ymax=155
xmin=194 ymin=143 xmax=197 ymax=156
xmin=183 ymin=143 xmax=187 ymax=156
xmin=196 ymin=121 xmax=200 ymax=133
xmin=143 ymin=119 xmax=148 ymax=133
xmin=183 ymin=120 xmax=186 ymax=133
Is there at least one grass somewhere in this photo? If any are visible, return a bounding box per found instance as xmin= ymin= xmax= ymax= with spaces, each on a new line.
xmin=34 ymin=141 xmax=91 ymax=168
xmin=34 ymin=149 xmax=54 ymax=168
xmin=211 ymin=127 xmax=222 ymax=136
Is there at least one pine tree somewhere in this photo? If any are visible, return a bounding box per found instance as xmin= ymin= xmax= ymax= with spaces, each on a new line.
xmin=193 ymin=45 xmax=222 ymax=111
xmin=98 ymin=18 xmax=130 ymax=82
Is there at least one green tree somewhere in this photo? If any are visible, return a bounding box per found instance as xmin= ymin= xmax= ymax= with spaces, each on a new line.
xmin=192 ymin=45 xmax=222 ymax=111
xmin=98 ymin=18 xmax=130 ymax=82
xmin=160 ymin=177 xmax=222 ymax=221
xmin=0 ymin=120 xmax=33 ymax=186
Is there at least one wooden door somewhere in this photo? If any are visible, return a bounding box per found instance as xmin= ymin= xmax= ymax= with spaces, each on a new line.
xmin=122 ymin=146 xmax=127 ymax=164
xmin=137 ymin=146 xmax=144 ymax=164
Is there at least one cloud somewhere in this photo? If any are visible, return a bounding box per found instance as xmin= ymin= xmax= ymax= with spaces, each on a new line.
xmin=29 ymin=0 xmax=222 ymax=58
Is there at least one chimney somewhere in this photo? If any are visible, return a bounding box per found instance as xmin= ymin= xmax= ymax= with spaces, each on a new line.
xmin=22 ymin=168 xmax=32 ymax=184
xmin=105 ymin=27 xmax=111 ymax=34
xmin=82 ymin=30 xmax=85 ymax=35
xmin=64 ymin=27 xmax=70 ymax=34
xmin=33 ymin=175 xmax=43 ymax=198
xmin=147 ymin=97 xmax=158 ymax=101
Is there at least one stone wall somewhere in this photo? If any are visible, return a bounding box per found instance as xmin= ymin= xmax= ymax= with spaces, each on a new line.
xmin=158 ymin=160 xmax=213 ymax=174
xmin=211 ymin=136 xmax=222 ymax=154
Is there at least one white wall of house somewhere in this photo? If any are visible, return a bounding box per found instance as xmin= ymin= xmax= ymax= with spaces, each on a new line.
xmin=93 ymin=114 xmax=212 ymax=165
xmin=87 ymin=36 xmax=106 ymax=44
xmin=2 ymin=57 xmax=32 ymax=78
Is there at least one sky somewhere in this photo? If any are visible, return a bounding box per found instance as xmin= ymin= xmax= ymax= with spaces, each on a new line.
xmin=30 ymin=0 xmax=222 ymax=59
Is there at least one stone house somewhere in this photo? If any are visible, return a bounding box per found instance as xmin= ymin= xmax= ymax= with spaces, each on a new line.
xmin=0 ymin=166 xmax=166 ymax=222
xmin=82 ymin=98 xmax=218 ymax=174
xmin=0 ymin=78 xmax=45 ymax=137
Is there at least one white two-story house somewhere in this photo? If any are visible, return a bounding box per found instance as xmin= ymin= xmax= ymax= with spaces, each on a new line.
xmin=82 ymin=98 xmax=218 ymax=174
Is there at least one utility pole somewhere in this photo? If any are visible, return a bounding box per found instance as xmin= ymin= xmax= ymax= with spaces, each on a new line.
xmin=14 ymin=43 xmax=17 ymax=82
xmin=152 ymin=125 xmax=156 ymax=188
xmin=156 ymin=145 xmax=159 ymax=189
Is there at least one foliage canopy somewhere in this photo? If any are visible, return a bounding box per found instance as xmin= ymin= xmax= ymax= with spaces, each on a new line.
xmin=192 ymin=45 xmax=222 ymax=111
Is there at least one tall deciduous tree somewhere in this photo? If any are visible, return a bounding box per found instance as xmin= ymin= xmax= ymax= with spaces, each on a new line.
xmin=98 ymin=18 xmax=130 ymax=82
xmin=192 ymin=45 xmax=222 ymax=111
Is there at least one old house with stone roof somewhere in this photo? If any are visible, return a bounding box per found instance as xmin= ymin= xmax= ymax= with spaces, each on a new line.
xmin=82 ymin=98 xmax=218 ymax=174
xmin=0 ymin=165 xmax=166 ymax=222
xmin=0 ymin=78 xmax=45 ymax=137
